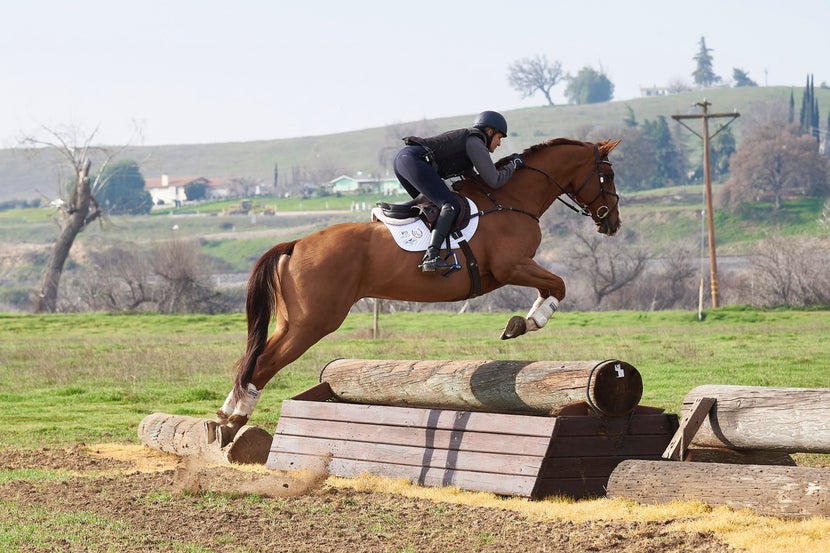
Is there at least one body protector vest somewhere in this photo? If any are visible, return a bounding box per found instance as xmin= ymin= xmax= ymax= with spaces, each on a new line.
xmin=403 ymin=127 xmax=486 ymax=179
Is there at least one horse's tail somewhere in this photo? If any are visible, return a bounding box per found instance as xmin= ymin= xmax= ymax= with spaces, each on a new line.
xmin=232 ymin=240 xmax=297 ymax=403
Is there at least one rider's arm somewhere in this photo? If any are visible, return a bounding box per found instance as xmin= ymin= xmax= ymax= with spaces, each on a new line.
xmin=466 ymin=136 xmax=517 ymax=189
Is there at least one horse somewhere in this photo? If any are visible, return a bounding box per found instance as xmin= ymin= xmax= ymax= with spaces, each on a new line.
xmin=207 ymin=137 xmax=622 ymax=445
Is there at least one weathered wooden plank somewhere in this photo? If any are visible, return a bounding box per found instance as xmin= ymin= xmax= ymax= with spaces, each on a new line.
xmin=319 ymin=359 xmax=642 ymax=417
xmin=274 ymin=417 xmax=552 ymax=456
xmin=280 ymin=400 xmax=558 ymax=437
xmin=547 ymin=435 xmax=675 ymax=458
xmin=662 ymin=397 xmax=716 ymax=460
xmin=271 ymin=435 xmax=545 ymax=476
xmin=607 ymin=459 xmax=830 ymax=518
xmin=553 ymin=413 xmax=678 ymax=437
xmin=682 ymin=385 xmax=830 ymax=453
xmin=267 ymin=453 xmax=540 ymax=497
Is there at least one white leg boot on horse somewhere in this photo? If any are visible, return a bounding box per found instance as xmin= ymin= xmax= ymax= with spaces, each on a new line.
xmin=501 ymin=296 xmax=559 ymax=340
xmin=207 ymin=383 xmax=262 ymax=446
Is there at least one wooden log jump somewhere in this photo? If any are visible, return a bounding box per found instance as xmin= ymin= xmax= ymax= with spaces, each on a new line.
xmin=138 ymin=413 xmax=272 ymax=464
xmin=320 ymin=358 xmax=643 ymax=417
xmin=680 ymin=385 xmax=830 ymax=453
xmin=267 ymin=359 xmax=674 ymax=499
xmin=607 ymin=459 xmax=830 ymax=518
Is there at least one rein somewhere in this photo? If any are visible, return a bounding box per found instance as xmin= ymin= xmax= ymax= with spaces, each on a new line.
xmin=472 ymin=189 xmax=540 ymax=223
xmin=525 ymin=144 xmax=618 ymax=220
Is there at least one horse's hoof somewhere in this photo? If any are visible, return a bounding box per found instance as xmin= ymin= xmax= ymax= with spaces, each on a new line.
xmin=204 ymin=420 xmax=237 ymax=447
xmin=500 ymin=315 xmax=527 ymax=340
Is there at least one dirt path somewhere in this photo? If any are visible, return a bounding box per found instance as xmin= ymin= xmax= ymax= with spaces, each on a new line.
xmin=0 ymin=445 xmax=736 ymax=553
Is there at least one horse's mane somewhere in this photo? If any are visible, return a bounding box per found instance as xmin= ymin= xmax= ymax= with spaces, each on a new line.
xmin=495 ymin=138 xmax=586 ymax=166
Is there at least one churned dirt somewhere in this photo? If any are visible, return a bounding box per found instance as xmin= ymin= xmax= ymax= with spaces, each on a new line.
xmin=0 ymin=444 xmax=737 ymax=553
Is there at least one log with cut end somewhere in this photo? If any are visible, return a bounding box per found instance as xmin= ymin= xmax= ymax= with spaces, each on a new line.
xmin=681 ymin=385 xmax=830 ymax=453
xmin=319 ymin=359 xmax=642 ymax=417
xmin=607 ymin=459 xmax=830 ymax=518
xmin=138 ymin=413 xmax=272 ymax=464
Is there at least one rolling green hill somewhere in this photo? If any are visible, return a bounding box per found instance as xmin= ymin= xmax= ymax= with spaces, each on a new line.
xmin=2 ymin=86 xmax=826 ymax=203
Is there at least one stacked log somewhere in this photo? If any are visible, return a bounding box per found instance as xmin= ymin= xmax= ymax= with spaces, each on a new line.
xmin=607 ymin=459 xmax=830 ymax=518
xmin=681 ymin=385 xmax=830 ymax=452
xmin=138 ymin=413 xmax=272 ymax=464
xmin=319 ymin=358 xmax=642 ymax=417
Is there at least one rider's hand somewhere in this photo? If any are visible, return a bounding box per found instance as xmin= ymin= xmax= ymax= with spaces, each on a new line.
xmin=510 ymin=154 xmax=525 ymax=170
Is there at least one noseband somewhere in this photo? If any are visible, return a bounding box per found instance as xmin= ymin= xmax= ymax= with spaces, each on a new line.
xmin=527 ymin=144 xmax=618 ymax=221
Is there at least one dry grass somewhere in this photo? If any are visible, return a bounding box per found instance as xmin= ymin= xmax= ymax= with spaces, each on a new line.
xmin=329 ymin=473 xmax=830 ymax=553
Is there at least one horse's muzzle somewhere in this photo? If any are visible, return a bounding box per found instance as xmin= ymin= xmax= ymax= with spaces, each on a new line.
xmin=597 ymin=216 xmax=620 ymax=236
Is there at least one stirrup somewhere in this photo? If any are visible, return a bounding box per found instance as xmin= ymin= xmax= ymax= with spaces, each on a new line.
xmin=419 ymin=251 xmax=461 ymax=273
xmin=419 ymin=255 xmax=454 ymax=272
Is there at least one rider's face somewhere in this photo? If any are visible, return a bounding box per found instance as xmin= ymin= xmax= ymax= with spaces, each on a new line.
xmin=489 ymin=130 xmax=503 ymax=153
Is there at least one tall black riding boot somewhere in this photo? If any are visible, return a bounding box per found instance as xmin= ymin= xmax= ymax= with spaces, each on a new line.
xmin=419 ymin=203 xmax=457 ymax=272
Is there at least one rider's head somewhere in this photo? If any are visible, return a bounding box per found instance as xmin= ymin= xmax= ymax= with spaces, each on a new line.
xmin=473 ymin=110 xmax=508 ymax=152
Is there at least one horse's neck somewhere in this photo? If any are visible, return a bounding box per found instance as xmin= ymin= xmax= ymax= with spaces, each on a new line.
xmin=523 ymin=144 xmax=589 ymax=211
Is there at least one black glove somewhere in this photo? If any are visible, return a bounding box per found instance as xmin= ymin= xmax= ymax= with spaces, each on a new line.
xmin=509 ymin=154 xmax=525 ymax=170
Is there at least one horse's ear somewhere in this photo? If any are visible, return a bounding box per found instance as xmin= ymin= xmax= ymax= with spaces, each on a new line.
xmin=600 ymin=138 xmax=622 ymax=156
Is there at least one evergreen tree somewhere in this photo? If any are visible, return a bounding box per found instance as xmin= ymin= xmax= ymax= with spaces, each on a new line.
xmin=789 ymin=89 xmax=795 ymax=125
xmin=97 ymin=160 xmax=153 ymax=215
xmin=692 ymin=37 xmax=721 ymax=87
xmin=799 ymin=74 xmax=821 ymax=143
xmin=800 ymin=74 xmax=812 ymax=133
xmin=622 ymin=104 xmax=638 ymax=128
xmin=642 ymin=116 xmax=684 ymax=187
xmin=732 ymin=68 xmax=757 ymax=87
xmin=710 ymin=126 xmax=737 ymax=180
xmin=564 ymin=66 xmax=615 ymax=104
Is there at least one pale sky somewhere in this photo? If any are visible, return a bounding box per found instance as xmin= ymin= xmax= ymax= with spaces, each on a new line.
xmin=2 ymin=0 xmax=827 ymax=146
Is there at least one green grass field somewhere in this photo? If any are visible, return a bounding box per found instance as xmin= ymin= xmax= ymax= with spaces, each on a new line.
xmin=1 ymin=308 xmax=828 ymax=449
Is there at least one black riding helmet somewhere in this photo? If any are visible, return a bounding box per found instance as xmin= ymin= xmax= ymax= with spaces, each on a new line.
xmin=473 ymin=110 xmax=508 ymax=149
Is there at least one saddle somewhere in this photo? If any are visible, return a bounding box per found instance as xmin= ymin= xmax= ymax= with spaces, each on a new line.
xmin=375 ymin=193 xmax=481 ymax=298
xmin=376 ymin=193 xmax=472 ymax=233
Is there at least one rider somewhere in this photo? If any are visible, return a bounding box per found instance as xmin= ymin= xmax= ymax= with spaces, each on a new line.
xmin=393 ymin=110 xmax=525 ymax=272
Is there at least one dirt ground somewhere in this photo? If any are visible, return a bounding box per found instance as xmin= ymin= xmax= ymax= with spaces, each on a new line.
xmin=0 ymin=445 xmax=738 ymax=553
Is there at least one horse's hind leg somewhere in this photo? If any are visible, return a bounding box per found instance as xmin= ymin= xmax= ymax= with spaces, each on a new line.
xmin=212 ymin=290 xmax=354 ymax=444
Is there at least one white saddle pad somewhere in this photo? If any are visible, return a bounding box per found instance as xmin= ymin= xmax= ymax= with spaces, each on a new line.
xmin=371 ymin=197 xmax=480 ymax=252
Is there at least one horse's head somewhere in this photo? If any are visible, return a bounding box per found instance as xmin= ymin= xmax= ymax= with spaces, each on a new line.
xmin=581 ymin=138 xmax=622 ymax=236
xmin=522 ymin=138 xmax=622 ymax=236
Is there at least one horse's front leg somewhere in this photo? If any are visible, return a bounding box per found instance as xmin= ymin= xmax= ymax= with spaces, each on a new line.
xmin=497 ymin=258 xmax=565 ymax=340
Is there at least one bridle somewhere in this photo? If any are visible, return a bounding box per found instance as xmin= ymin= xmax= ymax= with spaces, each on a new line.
xmin=526 ymin=144 xmax=618 ymax=222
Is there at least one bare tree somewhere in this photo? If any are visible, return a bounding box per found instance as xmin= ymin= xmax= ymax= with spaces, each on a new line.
xmin=21 ymin=125 xmax=124 ymax=313
xmin=507 ymin=55 xmax=563 ymax=106
xmin=78 ymin=247 xmax=154 ymax=312
xmin=570 ymin=225 xmax=650 ymax=307
xmin=750 ymin=234 xmax=830 ymax=306
xmin=151 ymin=238 xmax=225 ymax=314
xmin=229 ymin=177 xmax=264 ymax=197
xmin=721 ymin=123 xmax=830 ymax=210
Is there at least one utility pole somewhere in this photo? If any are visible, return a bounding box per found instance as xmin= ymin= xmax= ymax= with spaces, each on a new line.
xmin=672 ymin=99 xmax=739 ymax=309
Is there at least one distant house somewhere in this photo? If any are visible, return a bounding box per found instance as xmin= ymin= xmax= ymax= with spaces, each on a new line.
xmin=640 ymin=85 xmax=671 ymax=97
xmin=329 ymin=175 xmax=405 ymax=196
xmin=144 ymin=175 xmax=235 ymax=204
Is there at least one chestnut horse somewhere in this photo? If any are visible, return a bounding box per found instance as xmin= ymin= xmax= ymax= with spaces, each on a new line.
xmin=208 ymin=137 xmax=622 ymax=445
